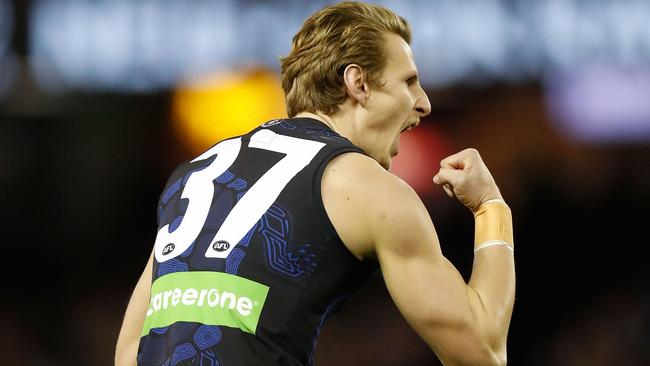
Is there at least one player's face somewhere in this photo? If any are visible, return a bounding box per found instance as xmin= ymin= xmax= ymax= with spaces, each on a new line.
xmin=362 ymin=33 xmax=431 ymax=170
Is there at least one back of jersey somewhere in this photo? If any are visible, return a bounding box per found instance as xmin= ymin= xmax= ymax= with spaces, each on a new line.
xmin=138 ymin=118 xmax=377 ymax=366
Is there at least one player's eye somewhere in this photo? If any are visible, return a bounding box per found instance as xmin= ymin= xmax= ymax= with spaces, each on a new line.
xmin=406 ymin=76 xmax=417 ymax=85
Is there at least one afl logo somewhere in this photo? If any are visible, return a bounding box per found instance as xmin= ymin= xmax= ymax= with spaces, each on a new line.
xmin=213 ymin=240 xmax=230 ymax=252
xmin=261 ymin=119 xmax=282 ymax=127
xmin=162 ymin=243 xmax=175 ymax=255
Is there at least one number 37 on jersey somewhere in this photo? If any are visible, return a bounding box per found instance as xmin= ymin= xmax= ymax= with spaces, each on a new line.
xmin=153 ymin=129 xmax=325 ymax=263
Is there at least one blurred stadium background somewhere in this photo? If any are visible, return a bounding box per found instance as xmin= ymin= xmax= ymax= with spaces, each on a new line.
xmin=1 ymin=0 xmax=649 ymax=365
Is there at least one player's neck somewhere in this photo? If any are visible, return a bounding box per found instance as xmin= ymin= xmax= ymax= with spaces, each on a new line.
xmin=296 ymin=110 xmax=363 ymax=141
xmin=294 ymin=112 xmax=341 ymax=134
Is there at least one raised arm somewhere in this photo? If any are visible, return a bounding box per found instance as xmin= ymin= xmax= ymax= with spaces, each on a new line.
xmin=115 ymin=251 xmax=154 ymax=366
xmin=322 ymin=150 xmax=515 ymax=366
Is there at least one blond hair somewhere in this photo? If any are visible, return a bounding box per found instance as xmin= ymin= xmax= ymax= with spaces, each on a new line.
xmin=280 ymin=1 xmax=411 ymax=117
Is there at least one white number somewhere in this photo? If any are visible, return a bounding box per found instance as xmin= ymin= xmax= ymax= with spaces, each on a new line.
xmin=154 ymin=138 xmax=241 ymax=261
xmin=154 ymin=129 xmax=325 ymax=262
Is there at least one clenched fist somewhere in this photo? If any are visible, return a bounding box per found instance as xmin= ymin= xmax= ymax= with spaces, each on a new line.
xmin=432 ymin=148 xmax=503 ymax=213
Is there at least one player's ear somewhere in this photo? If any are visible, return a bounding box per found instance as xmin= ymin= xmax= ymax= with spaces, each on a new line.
xmin=343 ymin=64 xmax=369 ymax=107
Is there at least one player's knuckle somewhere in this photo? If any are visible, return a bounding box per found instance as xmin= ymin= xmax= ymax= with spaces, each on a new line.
xmin=466 ymin=148 xmax=480 ymax=157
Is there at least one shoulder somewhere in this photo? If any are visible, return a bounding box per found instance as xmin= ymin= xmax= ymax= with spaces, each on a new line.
xmin=322 ymin=152 xmax=417 ymax=207
xmin=321 ymin=152 xmax=434 ymax=260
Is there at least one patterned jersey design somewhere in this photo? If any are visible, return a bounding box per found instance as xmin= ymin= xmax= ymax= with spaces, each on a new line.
xmin=259 ymin=204 xmax=318 ymax=277
xmin=138 ymin=118 xmax=376 ymax=366
xmin=141 ymin=163 xmax=251 ymax=365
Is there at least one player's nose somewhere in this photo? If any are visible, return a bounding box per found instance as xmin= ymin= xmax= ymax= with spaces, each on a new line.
xmin=415 ymin=86 xmax=431 ymax=117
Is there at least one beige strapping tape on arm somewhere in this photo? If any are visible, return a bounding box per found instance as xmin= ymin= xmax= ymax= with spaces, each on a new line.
xmin=473 ymin=199 xmax=514 ymax=253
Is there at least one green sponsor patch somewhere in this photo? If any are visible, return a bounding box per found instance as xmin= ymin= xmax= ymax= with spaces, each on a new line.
xmin=141 ymin=271 xmax=269 ymax=337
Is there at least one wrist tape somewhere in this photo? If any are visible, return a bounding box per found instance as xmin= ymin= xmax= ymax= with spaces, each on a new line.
xmin=474 ymin=199 xmax=513 ymax=254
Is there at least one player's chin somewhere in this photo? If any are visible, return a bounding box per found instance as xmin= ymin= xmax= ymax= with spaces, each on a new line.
xmin=392 ymin=135 xmax=401 ymax=156
xmin=382 ymin=160 xmax=392 ymax=171
xmin=390 ymin=143 xmax=399 ymax=158
xmin=383 ymin=154 xmax=396 ymax=170
xmin=378 ymin=154 xmax=392 ymax=171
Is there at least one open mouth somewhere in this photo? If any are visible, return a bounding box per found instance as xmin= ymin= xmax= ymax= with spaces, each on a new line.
xmin=400 ymin=121 xmax=418 ymax=133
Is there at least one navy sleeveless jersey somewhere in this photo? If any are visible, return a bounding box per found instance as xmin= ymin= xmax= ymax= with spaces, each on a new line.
xmin=138 ymin=118 xmax=378 ymax=366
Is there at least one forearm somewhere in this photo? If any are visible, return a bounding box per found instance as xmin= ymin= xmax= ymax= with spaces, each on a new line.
xmin=468 ymin=248 xmax=515 ymax=352
xmin=116 ymin=278 xmax=149 ymax=365
xmin=467 ymin=200 xmax=515 ymax=358
xmin=116 ymin=254 xmax=153 ymax=365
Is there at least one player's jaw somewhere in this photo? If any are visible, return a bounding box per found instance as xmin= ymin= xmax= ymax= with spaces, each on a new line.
xmin=380 ymin=118 xmax=417 ymax=172
xmin=390 ymin=119 xmax=419 ymax=156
